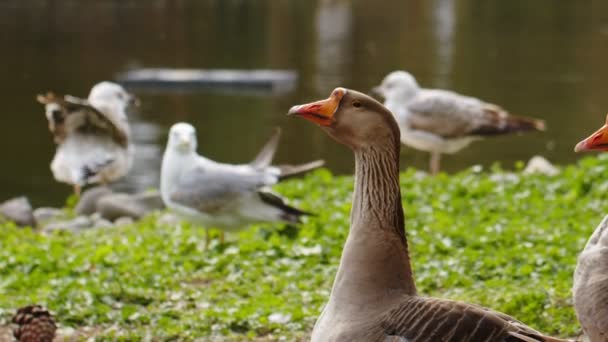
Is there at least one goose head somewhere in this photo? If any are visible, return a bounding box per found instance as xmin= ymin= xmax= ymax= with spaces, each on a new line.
xmin=88 ymin=81 xmax=138 ymax=115
xmin=575 ymin=114 xmax=608 ymax=152
xmin=288 ymin=87 xmax=400 ymax=150
xmin=372 ymin=70 xmax=420 ymax=103
xmin=167 ymin=122 xmax=198 ymax=154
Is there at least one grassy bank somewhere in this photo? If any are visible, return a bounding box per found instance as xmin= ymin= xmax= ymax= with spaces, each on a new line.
xmin=3 ymin=155 xmax=608 ymax=340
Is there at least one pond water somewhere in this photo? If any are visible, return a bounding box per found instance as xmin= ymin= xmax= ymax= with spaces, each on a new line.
xmin=2 ymin=0 xmax=608 ymax=206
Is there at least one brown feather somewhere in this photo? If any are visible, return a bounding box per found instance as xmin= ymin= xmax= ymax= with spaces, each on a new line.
xmin=37 ymin=92 xmax=128 ymax=147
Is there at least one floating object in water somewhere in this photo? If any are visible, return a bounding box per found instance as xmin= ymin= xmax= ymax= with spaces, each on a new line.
xmin=116 ymin=68 xmax=298 ymax=95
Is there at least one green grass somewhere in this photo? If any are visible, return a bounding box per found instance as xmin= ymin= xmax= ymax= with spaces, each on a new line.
xmin=3 ymin=155 xmax=608 ymax=340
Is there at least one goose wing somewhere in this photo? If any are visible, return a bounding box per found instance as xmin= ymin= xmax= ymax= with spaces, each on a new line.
xmin=380 ymin=296 xmax=571 ymax=342
xmin=37 ymin=92 xmax=128 ymax=147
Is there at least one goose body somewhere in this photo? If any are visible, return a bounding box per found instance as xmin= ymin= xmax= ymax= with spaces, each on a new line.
xmin=160 ymin=123 xmax=323 ymax=233
xmin=373 ymin=71 xmax=545 ymax=174
xmin=573 ymin=216 xmax=608 ymax=342
xmin=573 ymin=115 xmax=608 ymax=341
xmin=37 ymin=82 xmax=136 ymax=193
xmin=288 ymin=88 xmax=569 ymax=342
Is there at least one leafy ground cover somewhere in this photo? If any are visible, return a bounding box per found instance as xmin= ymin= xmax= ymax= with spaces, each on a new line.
xmin=2 ymin=155 xmax=608 ymax=340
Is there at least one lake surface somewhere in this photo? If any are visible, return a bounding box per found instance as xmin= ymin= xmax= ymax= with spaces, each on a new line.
xmin=2 ymin=0 xmax=608 ymax=206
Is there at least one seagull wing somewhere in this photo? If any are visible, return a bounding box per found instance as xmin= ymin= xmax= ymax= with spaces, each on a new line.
xmin=406 ymin=89 xmax=496 ymax=138
xmin=407 ymin=89 xmax=543 ymax=138
xmin=169 ymin=163 xmax=272 ymax=214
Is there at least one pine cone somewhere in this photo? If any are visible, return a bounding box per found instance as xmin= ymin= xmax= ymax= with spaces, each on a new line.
xmin=12 ymin=305 xmax=56 ymax=342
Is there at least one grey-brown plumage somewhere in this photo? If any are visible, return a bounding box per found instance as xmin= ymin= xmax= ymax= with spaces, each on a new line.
xmin=37 ymin=92 xmax=128 ymax=147
xmin=288 ymin=88 xmax=570 ymax=342
xmin=373 ymin=71 xmax=545 ymax=174
xmin=573 ymin=215 xmax=608 ymax=342
xmin=12 ymin=305 xmax=56 ymax=342
xmin=37 ymin=82 xmax=136 ymax=193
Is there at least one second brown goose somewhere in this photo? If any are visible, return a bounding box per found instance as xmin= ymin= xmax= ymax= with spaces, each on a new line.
xmin=573 ymin=114 xmax=608 ymax=342
xmin=288 ymin=88 xmax=570 ymax=342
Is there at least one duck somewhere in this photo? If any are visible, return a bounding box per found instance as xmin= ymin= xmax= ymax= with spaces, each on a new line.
xmin=288 ymin=87 xmax=570 ymax=342
xmin=160 ymin=122 xmax=324 ymax=246
xmin=573 ymin=114 xmax=608 ymax=342
xmin=372 ymin=70 xmax=545 ymax=174
xmin=37 ymin=81 xmax=137 ymax=195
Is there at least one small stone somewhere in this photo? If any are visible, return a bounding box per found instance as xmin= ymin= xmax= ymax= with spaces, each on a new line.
xmin=42 ymin=216 xmax=93 ymax=233
xmin=75 ymin=186 xmax=113 ymax=216
xmin=133 ymin=190 xmax=165 ymax=211
xmin=96 ymin=193 xmax=146 ymax=221
xmin=90 ymin=212 xmax=102 ymax=221
xmin=157 ymin=212 xmax=181 ymax=226
xmin=114 ymin=216 xmax=134 ymax=226
xmin=524 ymin=155 xmax=559 ymax=176
xmin=33 ymin=207 xmax=64 ymax=223
xmin=268 ymin=312 xmax=291 ymax=324
xmin=93 ymin=218 xmax=113 ymax=228
xmin=0 ymin=196 xmax=36 ymax=227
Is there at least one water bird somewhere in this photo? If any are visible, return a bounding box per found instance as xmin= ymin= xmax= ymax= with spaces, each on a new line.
xmin=573 ymin=114 xmax=608 ymax=342
xmin=373 ymin=70 xmax=545 ymax=174
xmin=288 ymin=87 xmax=570 ymax=342
xmin=37 ymin=81 xmax=137 ymax=195
xmin=160 ymin=122 xmax=323 ymax=246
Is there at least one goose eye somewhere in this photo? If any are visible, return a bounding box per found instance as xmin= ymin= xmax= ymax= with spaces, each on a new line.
xmin=353 ymin=101 xmax=361 ymax=108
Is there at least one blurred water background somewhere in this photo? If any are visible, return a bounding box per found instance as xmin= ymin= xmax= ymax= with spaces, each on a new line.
xmin=2 ymin=0 xmax=608 ymax=205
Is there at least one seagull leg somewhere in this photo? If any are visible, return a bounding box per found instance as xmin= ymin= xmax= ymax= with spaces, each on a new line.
xmin=204 ymin=228 xmax=210 ymax=250
xmin=430 ymin=152 xmax=441 ymax=175
xmin=73 ymin=184 xmax=82 ymax=197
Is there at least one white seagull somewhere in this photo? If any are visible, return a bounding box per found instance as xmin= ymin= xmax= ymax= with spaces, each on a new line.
xmin=37 ymin=81 xmax=137 ymax=195
xmin=160 ymin=122 xmax=324 ymax=245
xmin=373 ymin=70 xmax=545 ymax=174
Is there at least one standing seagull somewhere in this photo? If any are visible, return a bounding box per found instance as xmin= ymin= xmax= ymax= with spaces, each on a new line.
xmin=160 ymin=122 xmax=323 ymax=246
xmin=373 ymin=71 xmax=545 ymax=174
xmin=37 ymin=81 xmax=137 ymax=194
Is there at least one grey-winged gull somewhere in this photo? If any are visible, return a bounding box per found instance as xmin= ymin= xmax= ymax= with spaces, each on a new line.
xmin=37 ymin=81 xmax=137 ymax=194
xmin=373 ymin=71 xmax=545 ymax=174
xmin=160 ymin=122 xmax=324 ymax=246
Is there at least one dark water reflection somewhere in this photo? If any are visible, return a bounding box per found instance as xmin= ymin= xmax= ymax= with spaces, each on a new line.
xmin=2 ymin=0 xmax=608 ymax=205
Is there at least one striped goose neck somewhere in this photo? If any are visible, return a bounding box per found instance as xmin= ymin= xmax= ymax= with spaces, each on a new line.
xmin=353 ymin=145 xmax=405 ymax=239
xmin=338 ymin=143 xmax=416 ymax=296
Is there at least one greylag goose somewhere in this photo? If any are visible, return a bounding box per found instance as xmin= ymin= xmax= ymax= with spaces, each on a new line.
xmin=288 ymin=88 xmax=570 ymax=342
xmin=372 ymin=71 xmax=545 ymax=174
xmin=573 ymin=114 xmax=608 ymax=342
xmin=37 ymin=81 xmax=137 ymax=195
xmin=160 ymin=122 xmax=323 ymax=245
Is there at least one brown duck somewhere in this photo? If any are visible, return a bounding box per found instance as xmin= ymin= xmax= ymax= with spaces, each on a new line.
xmin=288 ymin=88 xmax=571 ymax=342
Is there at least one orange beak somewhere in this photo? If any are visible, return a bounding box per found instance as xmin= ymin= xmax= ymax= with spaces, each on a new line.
xmin=287 ymin=88 xmax=346 ymax=126
xmin=575 ymin=114 xmax=608 ymax=152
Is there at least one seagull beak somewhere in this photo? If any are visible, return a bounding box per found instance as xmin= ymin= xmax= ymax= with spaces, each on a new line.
xmin=575 ymin=114 xmax=608 ymax=152
xmin=287 ymin=88 xmax=346 ymax=126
